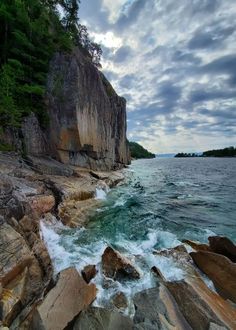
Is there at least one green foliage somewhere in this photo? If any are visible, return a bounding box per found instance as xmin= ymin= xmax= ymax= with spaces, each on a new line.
xmin=203 ymin=146 xmax=236 ymax=157
xmin=0 ymin=0 xmax=102 ymax=130
xmin=0 ymin=142 xmax=14 ymax=152
xmin=129 ymin=141 xmax=156 ymax=159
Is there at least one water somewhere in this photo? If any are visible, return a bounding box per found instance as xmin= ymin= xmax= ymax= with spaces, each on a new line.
xmin=41 ymin=157 xmax=236 ymax=313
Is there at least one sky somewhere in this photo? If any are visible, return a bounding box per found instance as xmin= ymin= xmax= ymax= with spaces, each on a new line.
xmin=79 ymin=0 xmax=236 ymax=153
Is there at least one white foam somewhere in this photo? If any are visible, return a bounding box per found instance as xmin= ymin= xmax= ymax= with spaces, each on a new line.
xmin=95 ymin=188 xmax=107 ymax=200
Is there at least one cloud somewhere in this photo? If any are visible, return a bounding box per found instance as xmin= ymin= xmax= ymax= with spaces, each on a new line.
xmin=113 ymin=46 xmax=133 ymax=63
xmin=79 ymin=0 xmax=236 ymax=153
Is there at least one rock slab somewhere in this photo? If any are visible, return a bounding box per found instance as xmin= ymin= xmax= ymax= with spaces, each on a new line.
xmin=31 ymin=267 xmax=96 ymax=330
xmin=73 ymin=307 xmax=133 ymax=330
xmin=190 ymin=251 xmax=236 ymax=303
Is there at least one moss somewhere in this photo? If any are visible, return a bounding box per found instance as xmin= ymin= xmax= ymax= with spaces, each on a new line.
xmin=0 ymin=142 xmax=14 ymax=152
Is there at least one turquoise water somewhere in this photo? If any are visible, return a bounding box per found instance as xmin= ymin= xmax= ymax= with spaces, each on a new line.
xmin=82 ymin=157 xmax=236 ymax=244
xmin=41 ymin=157 xmax=236 ymax=311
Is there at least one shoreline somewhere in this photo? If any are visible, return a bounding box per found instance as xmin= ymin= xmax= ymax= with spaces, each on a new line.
xmin=1 ymin=152 xmax=236 ymax=329
xmin=0 ymin=151 xmax=126 ymax=328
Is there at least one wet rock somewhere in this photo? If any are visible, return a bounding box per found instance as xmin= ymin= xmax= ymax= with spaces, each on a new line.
xmin=133 ymin=285 xmax=191 ymax=330
xmin=102 ymin=246 xmax=140 ymax=280
xmin=182 ymin=239 xmax=211 ymax=252
xmin=31 ymin=267 xmax=96 ymax=330
xmin=151 ymin=266 xmax=165 ymax=281
xmin=208 ymin=236 xmax=236 ymax=262
xmin=111 ymin=292 xmax=128 ymax=310
xmin=81 ymin=265 xmax=97 ymax=284
xmin=73 ymin=307 xmax=133 ymax=330
xmin=190 ymin=251 xmax=236 ymax=303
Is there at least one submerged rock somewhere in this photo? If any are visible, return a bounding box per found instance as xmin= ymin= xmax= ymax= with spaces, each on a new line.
xmin=31 ymin=267 xmax=96 ymax=330
xmin=208 ymin=236 xmax=236 ymax=262
xmin=182 ymin=239 xmax=211 ymax=252
xmin=81 ymin=265 xmax=97 ymax=284
xmin=111 ymin=292 xmax=128 ymax=310
xmin=73 ymin=307 xmax=133 ymax=330
xmin=190 ymin=251 xmax=236 ymax=303
xmin=102 ymin=246 xmax=140 ymax=280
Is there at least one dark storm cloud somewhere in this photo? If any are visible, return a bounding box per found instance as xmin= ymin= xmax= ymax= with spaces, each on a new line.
xmin=199 ymin=108 xmax=236 ymax=120
xmin=188 ymin=26 xmax=235 ymax=49
xmin=201 ymin=54 xmax=236 ymax=75
xmin=190 ymin=89 xmax=236 ymax=103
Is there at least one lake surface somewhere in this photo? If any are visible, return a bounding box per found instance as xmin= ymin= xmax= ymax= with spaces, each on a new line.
xmin=41 ymin=157 xmax=236 ymax=313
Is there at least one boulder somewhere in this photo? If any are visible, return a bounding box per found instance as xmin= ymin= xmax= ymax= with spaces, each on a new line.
xmin=133 ymin=285 xmax=191 ymax=330
xmin=81 ymin=265 xmax=97 ymax=284
xmin=182 ymin=239 xmax=211 ymax=252
xmin=111 ymin=292 xmax=128 ymax=310
xmin=0 ymin=175 xmax=24 ymax=221
xmin=190 ymin=251 xmax=236 ymax=303
xmin=166 ymin=280 xmax=226 ymax=330
xmin=184 ymin=274 xmax=236 ymax=329
xmin=28 ymin=194 xmax=55 ymax=217
xmin=73 ymin=307 xmax=133 ymax=330
xmin=31 ymin=267 xmax=96 ymax=330
xmin=102 ymin=246 xmax=140 ymax=280
xmin=208 ymin=236 xmax=236 ymax=262
xmin=0 ymin=224 xmax=43 ymax=326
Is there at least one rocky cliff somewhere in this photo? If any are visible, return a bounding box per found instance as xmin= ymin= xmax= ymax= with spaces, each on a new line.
xmin=46 ymin=48 xmax=130 ymax=170
xmin=1 ymin=47 xmax=130 ymax=171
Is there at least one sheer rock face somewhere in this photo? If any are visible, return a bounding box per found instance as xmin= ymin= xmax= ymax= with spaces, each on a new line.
xmin=46 ymin=48 xmax=130 ymax=171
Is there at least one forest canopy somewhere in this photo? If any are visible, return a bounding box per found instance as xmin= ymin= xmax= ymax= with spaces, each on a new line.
xmin=0 ymin=0 xmax=102 ymax=128
xmin=129 ymin=141 xmax=156 ymax=159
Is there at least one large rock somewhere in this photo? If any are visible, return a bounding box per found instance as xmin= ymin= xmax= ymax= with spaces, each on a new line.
xmin=208 ymin=236 xmax=236 ymax=262
xmin=46 ymin=48 xmax=130 ymax=171
xmin=166 ymin=281 xmax=227 ymax=330
xmin=31 ymin=267 xmax=96 ymax=330
xmin=0 ymin=223 xmax=43 ymax=326
xmin=81 ymin=265 xmax=97 ymax=284
xmin=102 ymin=246 xmax=140 ymax=280
xmin=73 ymin=307 xmax=133 ymax=330
xmin=133 ymin=285 xmax=191 ymax=329
xmin=28 ymin=194 xmax=55 ymax=217
xmin=182 ymin=239 xmax=211 ymax=252
xmin=0 ymin=175 xmax=24 ymax=221
xmin=190 ymin=251 xmax=236 ymax=303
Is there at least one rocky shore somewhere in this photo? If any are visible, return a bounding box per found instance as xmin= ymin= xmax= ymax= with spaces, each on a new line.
xmin=1 ymin=152 xmax=236 ymax=329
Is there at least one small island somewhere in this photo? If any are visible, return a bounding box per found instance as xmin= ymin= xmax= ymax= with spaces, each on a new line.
xmin=175 ymin=153 xmax=199 ymax=158
xmin=203 ymin=146 xmax=236 ymax=157
xmin=129 ymin=141 xmax=156 ymax=159
xmin=175 ymin=147 xmax=236 ymax=158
